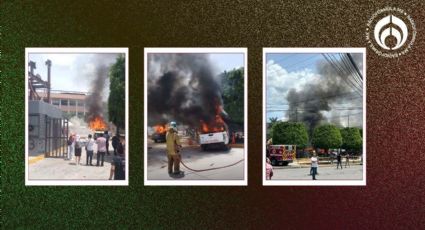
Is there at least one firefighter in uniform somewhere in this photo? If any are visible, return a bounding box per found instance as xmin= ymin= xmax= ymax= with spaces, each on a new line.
xmin=166 ymin=121 xmax=183 ymax=176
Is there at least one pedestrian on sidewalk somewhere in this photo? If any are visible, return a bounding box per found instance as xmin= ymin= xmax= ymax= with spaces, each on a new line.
xmin=345 ymin=152 xmax=350 ymax=168
xmin=109 ymin=138 xmax=125 ymax=180
xmin=96 ymin=133 xmax=107 ymax=167
xmin=336 ymin=152 xmax=343 ymax=169
xmin=311 ymin=153 xmax=318 ymax=180
xmin=85 ymin=134 xmax=95 ymax=166
xmin=266 ymin=157 xmax=273 ymax=180
xmin=67 ymin=133 xmax=75 ymax=160
xmin=74 ymin=137 xmax=82 ymax=165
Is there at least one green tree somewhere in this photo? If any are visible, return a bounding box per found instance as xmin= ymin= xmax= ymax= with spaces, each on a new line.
xmin=108 ymin=55 xmax=125 ymax=134
xmin=340 ymin=127 xmax=362 ymax=152
xmin=221 ymin=68 xmax=244 ymax=124
xmin=267 ymin=117 xmax=279 ymax=140
xmin=272 ymin=122 xmax=308 ymax=148
xmin=268 ymin=117 xmax=279 ymax=129
xmin=312 ymin=124 xmax=342 ymax=152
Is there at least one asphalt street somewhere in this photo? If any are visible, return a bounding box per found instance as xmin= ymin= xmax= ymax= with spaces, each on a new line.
xmin=147 ymin=140 xmax=245 ymax=180
xmin=271 ymin=164 xmax=363 ymax=180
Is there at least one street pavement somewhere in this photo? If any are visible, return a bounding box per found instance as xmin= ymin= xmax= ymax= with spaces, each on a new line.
xmin=29 ymin=144 xmax=114 ymax=180
xmin=147 ymin=140 xmax=245 ymax=180
xmin=271 ymin=164 xmax=363 ymax=180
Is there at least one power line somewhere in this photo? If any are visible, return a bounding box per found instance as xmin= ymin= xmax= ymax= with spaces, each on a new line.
xmin=322 ymin=54 xmax=363 ymax=96
xmin=347 ymin=53 xmax=363 ymax=81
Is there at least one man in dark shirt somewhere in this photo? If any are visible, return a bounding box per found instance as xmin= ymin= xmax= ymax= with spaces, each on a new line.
xmin=336 ymin=153 xmax=343 ymax=170
xmin=109 ymin=141 xmax=125 ymax=180
xmin=104 ymin=131 xmax=110 ymax=155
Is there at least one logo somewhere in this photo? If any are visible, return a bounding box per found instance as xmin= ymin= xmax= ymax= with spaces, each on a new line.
xmin=366 ymin=7 xmax=416 ymax=58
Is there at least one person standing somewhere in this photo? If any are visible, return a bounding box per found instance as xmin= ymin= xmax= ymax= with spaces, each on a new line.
xmin=166 ymin=121 xmax=183 ymax=176
xmin=96 ymin=133 xmax=107 ymax=167
xmin=67 ymin=134 xmax=75 ymax=160
xmin=104 ymin=131 xmax=110 ymax=155
xmin=109 ymin=138 xmax=125 ymax=180
xmin=336 ymin=153 xmax=343 ymax=169
xmin=345 ymin=152 xmax=350 ymax=168
xmin=74 ymin=137 xmax=82 ymax=165
xmin=85 ymin=134 xmax=95 ymax=166
xmin=111 ymin=134 xmax=120 ymax=156
xmin=266 ymin=157 xmax=273 ymax=180
xmin=311 ymin=153 xmax=318 ymax=180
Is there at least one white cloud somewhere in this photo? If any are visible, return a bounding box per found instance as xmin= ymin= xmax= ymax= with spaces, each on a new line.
xmin=41 ymin=54 xmax=78 ymax=67
xmin=266 ymin=60 xmax=317 ymax=105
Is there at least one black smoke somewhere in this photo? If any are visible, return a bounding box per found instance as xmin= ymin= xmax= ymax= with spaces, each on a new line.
xmin=85 ymin=65 xmax=108 ymax=122
xmin=286 ymin=53 xmax=363 ymax=137
xmin=147 ymin=53 xmax=223 ymax=127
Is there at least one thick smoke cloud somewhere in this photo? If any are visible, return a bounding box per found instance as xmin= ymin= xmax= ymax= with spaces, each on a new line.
xmin=286 ymin=53 xmax=363 ymax=136
xmin=85 ymin=64 xmax=108 ymax=122
xmin=147 ymin=53 xmax=223 ymax=127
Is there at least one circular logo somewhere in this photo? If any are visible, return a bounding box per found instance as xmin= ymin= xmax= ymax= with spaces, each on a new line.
xmin=366 ymin=7 xmax=416 ymax=58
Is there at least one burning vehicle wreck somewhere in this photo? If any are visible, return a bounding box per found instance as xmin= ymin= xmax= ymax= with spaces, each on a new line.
xmin=145 ymin=49 xmax=247 ymax=183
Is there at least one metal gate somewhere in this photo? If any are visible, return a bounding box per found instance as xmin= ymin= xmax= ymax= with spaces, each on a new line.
xmin=28 ymin=114 xmax=69 ymax=157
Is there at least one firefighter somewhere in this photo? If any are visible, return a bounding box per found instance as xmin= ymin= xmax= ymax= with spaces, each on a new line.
xmin=166 ymin=121 xmax=183 ymax=176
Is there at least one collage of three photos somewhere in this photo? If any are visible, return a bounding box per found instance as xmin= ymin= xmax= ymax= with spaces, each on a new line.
xmin=25 ymin=47 xmax=365 ymax=186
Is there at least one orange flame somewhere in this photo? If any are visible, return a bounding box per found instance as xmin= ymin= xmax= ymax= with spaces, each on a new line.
xmin=89 ymin=116 xmax=107 ymax=131
xmin=199 ymin=103 xmax=227 ymax=133
xmin=154 ymin=124 xmax=167 ymax=134
xmin=200 ymin=115 xmax=225 ymax=133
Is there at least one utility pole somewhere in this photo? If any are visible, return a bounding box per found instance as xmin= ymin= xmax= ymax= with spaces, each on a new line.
xmin=295 ymin=107 xmax=298 ymax=122
xmin=347 ymin=115 xmax=350 ymax=128
xmin=45 ymin=59 xmax=52 ymax=103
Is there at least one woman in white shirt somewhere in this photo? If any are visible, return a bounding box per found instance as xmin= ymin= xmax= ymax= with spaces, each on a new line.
xmin=85 ymin=134 xmax=95 ymax=166
xmin=311 ymin=152 xmax=318 ymax=180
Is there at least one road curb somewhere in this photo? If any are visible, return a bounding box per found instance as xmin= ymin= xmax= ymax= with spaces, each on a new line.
xmin=29 ymin=154 xmax=45 ymax=164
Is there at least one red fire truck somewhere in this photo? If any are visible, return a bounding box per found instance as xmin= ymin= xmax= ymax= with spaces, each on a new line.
xmin=267 ymin=145 xmax=296 ymax=166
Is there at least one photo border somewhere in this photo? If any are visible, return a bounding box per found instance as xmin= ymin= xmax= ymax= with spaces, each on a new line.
xmin=25 ymin=47 xmax=129 ymax=186
xmin=262 ymin=47 xmax=367 ymax=186
xmin=144 ymin=48 xmax=248 ymax=186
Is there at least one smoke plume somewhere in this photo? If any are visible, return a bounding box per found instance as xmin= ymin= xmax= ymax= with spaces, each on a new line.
xmin=147 ymin=53 xmax=223 ymax=127
xmin=286 ymin=53 xmax=363 ymax=136
xmin=85 ymin=64 xmax=108 ymax=122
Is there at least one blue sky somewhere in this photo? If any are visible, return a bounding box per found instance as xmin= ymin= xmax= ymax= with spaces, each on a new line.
xmin=209 ymin=53 xmax=244 ymax=74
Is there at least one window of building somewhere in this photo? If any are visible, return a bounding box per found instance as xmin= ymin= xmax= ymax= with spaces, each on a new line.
xmin=69 ymin=100 xmax=76 ymax=106
xmin=77 ymin=100 xmax=85 ymax=107
xmin=52 ymin=100 xmax=60 ymax=106
xmin=61 ymin=99 xmax=68 ymax=106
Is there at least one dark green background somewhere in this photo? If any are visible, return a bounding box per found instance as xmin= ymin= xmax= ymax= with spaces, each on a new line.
xmin=2 ymin=0 xmax=425 ymax=229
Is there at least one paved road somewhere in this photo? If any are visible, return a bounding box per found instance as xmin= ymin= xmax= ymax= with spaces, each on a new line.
xmin=29 ymin=144 xmax=114 ymax=180
xmin=147 ymin=141 xmax=245 ymax=180
xmin=271 ymin=165 xmax=363 ymax=180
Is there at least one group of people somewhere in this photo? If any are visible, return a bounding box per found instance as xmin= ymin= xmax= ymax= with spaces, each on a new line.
xmin=66 ymin=131 xmax=126 ymax=180
xmin=335 ymin=151 xmax=351 ymax=169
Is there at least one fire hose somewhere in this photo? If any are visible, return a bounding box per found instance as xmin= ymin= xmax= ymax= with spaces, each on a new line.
xmin=180 ymin=157 xmax=244 ymax=172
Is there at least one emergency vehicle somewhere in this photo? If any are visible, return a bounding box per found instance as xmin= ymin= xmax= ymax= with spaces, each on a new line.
xmin=267 ymin=144 xmax=296 ymax=166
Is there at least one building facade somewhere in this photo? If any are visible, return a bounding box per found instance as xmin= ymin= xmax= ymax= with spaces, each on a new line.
xmin=39 ymin=90 xmax=88 ymax=118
